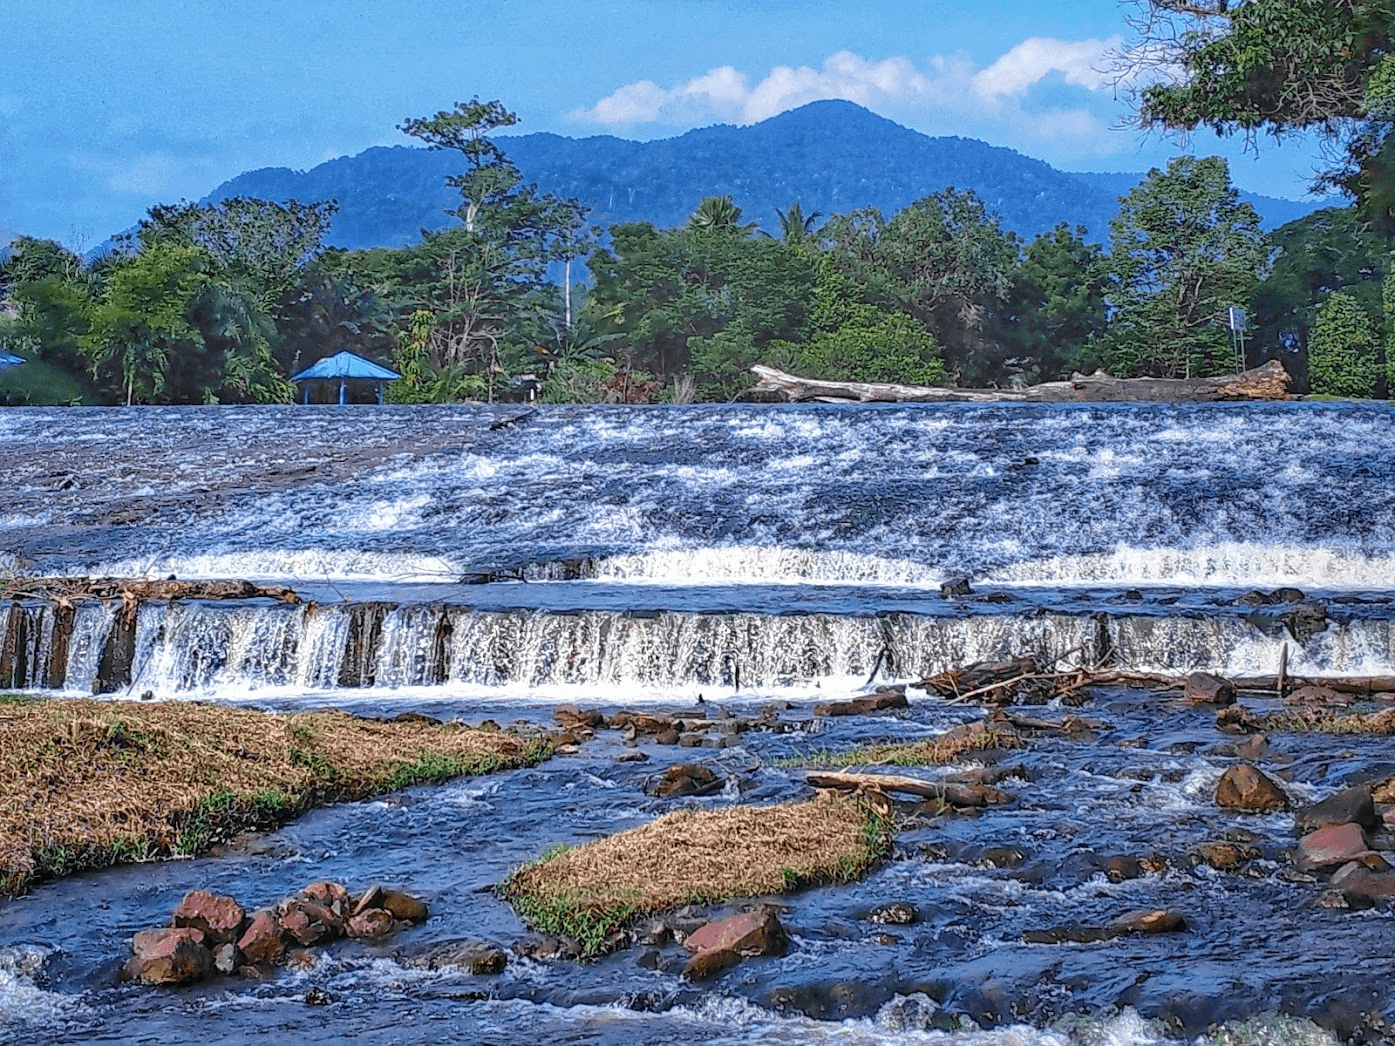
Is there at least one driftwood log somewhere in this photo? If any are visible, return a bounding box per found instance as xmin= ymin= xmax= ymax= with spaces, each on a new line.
xmin=750 ymin=360 xmax=1292 ymax=404
xmin=806 ymin=770 xmax=1010 ymax=808
xmin=1 ymin=577 xmax=301 ymax=608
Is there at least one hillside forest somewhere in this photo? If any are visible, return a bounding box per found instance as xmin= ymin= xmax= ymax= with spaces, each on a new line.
xmin=2 ymin=96 xmax=1393 ymax=405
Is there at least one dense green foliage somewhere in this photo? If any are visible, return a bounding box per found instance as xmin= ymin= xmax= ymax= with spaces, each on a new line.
xmin=1129 ymin=0 xmax=1395 ymax=229
xmin=2 ymin=97 xmax=1392 ymax=402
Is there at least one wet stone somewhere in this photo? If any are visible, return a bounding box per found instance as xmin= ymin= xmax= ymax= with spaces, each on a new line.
xmin=1216 ymin=763 xmax=1291 ymax=813
xmin=127 ymin=927 xmax=213 ymax=986
xmin=345 ymin=908 xmax=394 ymax=938
xmin=1185 ymin=672 xmax=1236 ymax=706
xmin=866 ymin=902 xmax=918 ymax=925
xmin=1296 ymin=822 xmax=1370 ymax=873
xmin=1295 ymin=785 xmax=1378 ymax=835
xmin=645 ymin=763 xmax=722 ymax=798
xmin=1192 ymin=841 xmax=1261 ymax=872
xmin=236 ymin=910 xmax=284 ymax=965
xmin=172 ymin=890 xmax=246 ymax=946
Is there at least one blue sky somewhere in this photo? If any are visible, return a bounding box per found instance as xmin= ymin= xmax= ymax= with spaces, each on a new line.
xmin=4 ymin=0 xmax=1332 ymax=246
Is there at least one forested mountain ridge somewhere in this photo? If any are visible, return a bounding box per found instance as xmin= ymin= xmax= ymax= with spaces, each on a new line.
xmin=203 ymin=101 xmax=1322 ymax=249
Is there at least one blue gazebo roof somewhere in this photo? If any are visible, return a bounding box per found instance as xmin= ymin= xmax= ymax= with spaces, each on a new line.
xmin=0 ymin=351 xmax=25 ymax=368
xmin=292 ymin=351 xmax=399 ymax=382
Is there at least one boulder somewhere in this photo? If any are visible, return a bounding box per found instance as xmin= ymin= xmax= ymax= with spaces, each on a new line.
xmin=553 ymin=705 xmax=604 ymax=730
xmin=299 ymin=881 xmax=351 ymax=914
xmin=417 ymin=941 xmax=508 ymax=973
xmin=1109 ymin=909 xmax=1188 ymax=934
xmin=813 ymin=689 xmax=909 ymax=717
xmin=1098 ymin=855 xmax=1145 ymax=882
xmin=1333 ymin=867 xmax=1395 ymax=901
xmin=1295 ymin=785 xmax=1378 ymax=835
xmin=682 ymin=907 xmax=787 ymax=958
xmin=682 ymin=947 xmax=741 ymax=981
xmin=1215 ymin=764 xmax=1290 ymax=813
xmin=236 ymin=909 xmax=285 ymax=964
xmin=1185 ymin=672 xmax=1236 ymax=706
xmin=128 ymin=927 xmax=213 ymax=985
xmin=940 ymin=578 xmax=973 ymax=598
xmin=278 ymin=899 xmax=341 ymax=946
xmin=1296 ymin=822 xmax=1370 ymax=872
xmin=172 ymin=890 xmax=245 ymax=945
xmin=346 ymin=907 xmax=394 ymax=938
xmin=379 ymin=888 xmax=429 ymax=924
xmin=1192 ymin=841 xmax=1260 ymax=872
xmin=645 ymin=763 xmax=722 ymax=799
xmin=1215 ymin=705 xmax=1262 ymax=735
xmin=1282 ymin=603 xmax=1328 ymax=644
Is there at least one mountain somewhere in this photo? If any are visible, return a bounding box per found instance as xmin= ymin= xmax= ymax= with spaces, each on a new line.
xmin=201 ymin=100 xmax=1326 ymax=249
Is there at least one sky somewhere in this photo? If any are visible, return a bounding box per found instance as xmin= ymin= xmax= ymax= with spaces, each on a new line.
xmin=3 ymin=0 xmax=1334 ymax=248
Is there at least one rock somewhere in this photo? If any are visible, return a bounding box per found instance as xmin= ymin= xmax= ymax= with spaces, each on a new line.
xmin=682 ymin=947 xmax=741 ymax=981
xmin=1215 ymin=764 xmax=1290 ymax=813
xmin=645 ymin=763 xmax=722 ymax=799
xmin=608 ymin=712 xmax=676 ymax=734
xmin=866 ymin=902 xmax=917 ymax=925
xmin=278 ymin=899 xmax=342 ymax=946
xmin=1192 ymin=841 xmax=1260 ymax=872
xmin=813 ymin=689 xmax=909 ymax=717
xmin=1271 ymin=587 xmax=1306 ymax=604
xmin=422 ymin=942 xmax=507 ymax=974
xmin=345 ymin=907 xmax=394 ymax=938
xmin=213 ymin=942 xmax=240 ymax=975
xmin=940 ymin=577 xmax=973 ymax=598
xmin=1216 ymin=705 xmax=1262 ymax=734
xmin=1235 ymin=733 xmax=1268 ymax=758
xmin=682 ymin=907 xmax=788 ymax=959
xmin=304 ymin=986 xmax=332 ymax=1006
xmin=634 ymin=919 xmax=672 ymax=946
xmin=1296 ymin=822 xmax=1370 ymax=872
xmin=128 ymin=927 xmax=213 ymax=985
xmin=1185 ymin=672 xmax=1236 ymax=706
xmin=615 ymin=749 xmax=648 ymax=763
xmin=1333 ymin=868 xmax=1395 ymax=901
xmin=553 ymin=705 xmax=604 ymax=730
xmin=236 ymin=910 xmax=285 ymax=965
xmin=1281 ymin=603 xmax=1328 ymax=644
xmin=1098 ymin=855 xmax=1145 ymax=882
xmin=1287 ymin=684 xmax=1346 ymax=707
xmin=1109 ymin=909 xmax=1188 ymax=934
xmin=377 ymin=888 xmax=428 ymax=923
xmin=299 ymin=881 xmax=351 ymax=914
xmin=654 ymin=728 xmax=681 ymax=746
xmin=979 ymin=846 xmax=1029 ymax=868
xmin=678 ymin=732 xmax=705 ymax=747
xmin=1295 ymin=785 xmax=1378 ymax=835
xmin=172 ymin=890 xmax=246 ymax=945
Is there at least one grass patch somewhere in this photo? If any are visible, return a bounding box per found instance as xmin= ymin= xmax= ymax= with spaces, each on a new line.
xmin=498 ymin=792 xmax=891 ymax=957
xmin=1260 ymin=708 xmax=1395 ymax=736
xmin=778 ymin=727 xmax=1020 ymax=769
xmin=0 ymin=699 xmax=554 ymax=897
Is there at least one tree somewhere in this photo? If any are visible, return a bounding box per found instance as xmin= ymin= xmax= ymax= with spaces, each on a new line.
xmin=1121 ymin=0 xmax=1395 ymax=226
xmin=1102 ymin=156 xmax=1268 ymax=378
xmin=81 ymin=242 xmax=209 ymax=405
xmin=1308 ymin=289 xmax=1382 ymax=396
xmin=773 ymin=201 xmax=822 ymax=244
xmin=394 ymin=98 xmax=593 ymax=399
xmin=687 ymin=196 xmax=756 ymax=234
xmin=1002 ymin=224 xmax=1109 ymax=381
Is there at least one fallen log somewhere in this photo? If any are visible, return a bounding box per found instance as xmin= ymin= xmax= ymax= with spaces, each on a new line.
xmin=806 ymin=770 xmax=1011 ymax=807
xmin=1 ymin=577 xmax=301 ymax=607
xmin=750 ymin=360 xmax=1292 ymax=404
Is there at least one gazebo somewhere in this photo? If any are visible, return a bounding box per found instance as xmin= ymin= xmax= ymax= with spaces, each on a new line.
xmin=291 ymin=351 xmax=400 ymax=405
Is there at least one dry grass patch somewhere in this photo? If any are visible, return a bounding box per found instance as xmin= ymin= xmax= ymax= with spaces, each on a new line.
xmin=1261 ymin=708 xmax=1395 ymax=736
xmin=0 ymin=697 xmax=552 ymax=896
xmin=499 ymin=791 xmax=889 ymax=956
xmin=786 ymin=726 xmax=1021 ymax=769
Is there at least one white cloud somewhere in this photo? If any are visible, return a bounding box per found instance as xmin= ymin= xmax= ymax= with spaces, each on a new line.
xmin=972 ymin=37 xmax=1120 ymax=99
xmin=570 ymin=39 xmax=1131 ymax=163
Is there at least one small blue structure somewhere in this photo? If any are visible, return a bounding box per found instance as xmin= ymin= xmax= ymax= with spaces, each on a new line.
xmin=0 ymin=351 xmax=25 ymax=369
xmin=292 ymin=351 xmax=400 ymax=405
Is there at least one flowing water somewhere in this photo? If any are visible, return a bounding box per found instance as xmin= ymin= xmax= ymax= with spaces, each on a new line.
xmin=1 ymin=401 xmax=1394 ymax=1044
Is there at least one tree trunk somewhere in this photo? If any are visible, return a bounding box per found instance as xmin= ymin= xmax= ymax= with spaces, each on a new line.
xmin=749 ymin=360 xmax=1292 ymax=404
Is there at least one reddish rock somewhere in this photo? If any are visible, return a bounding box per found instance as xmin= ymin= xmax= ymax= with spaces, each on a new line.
xmin=1235 ymin=734 xmax=1268 ymax=758
xmin=236 ymin=910 xmax=285 ymax=965
xmin=172 ymin=890 xmax=245 ymax=945
xmin=128 ymin=927 xmax=213 ymax=985
xmin=814 ymin=689 xmax=909 ymax=717
xmin=1334 ymin=868 xmax=1395 ymax=900
xmin=346 ymin=907 xmax=394 ymax=938
xmin=1192 ymin=841 xmax=1259 ymax=872
xmin=1109 ymin=909 xmax=1188 ymax=934
xmin=654 ymin=728 xmax=681 ymax=746
xmin=1295 ymin=785 xmax=1377 ymax=835
xmin=1215 ymin=764 xmax=1290 ymax=813
xmin=682 ymin=947 xmax=741 ymax=981
xmin=299 ymin=881 xmax=351 ymax=914
xmin=553 ymin=705 xmax=604 ymax=730
xmin=278 ymin=899 xmax=340 ymax=946
xmin=1185 ymin=672 xmax=1236 ymax=706
xmin=682 ymin=907 xmax=787 ymax=958
xmin=646 ymin=763 xmax=722 ymax=799
xmin=352 ymin=884 xmax=386 ymax=916
xmin=1296 ymin=822 xmax=1369 ymax=872
xmin=379 ymin=889 xmax=428 ymax=923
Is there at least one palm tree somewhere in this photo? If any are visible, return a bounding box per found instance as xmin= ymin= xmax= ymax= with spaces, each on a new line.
xmin=687 ymin=196 xmax=756 ymax=234
xmin=774 ymin=201 xmax=823 ymax=243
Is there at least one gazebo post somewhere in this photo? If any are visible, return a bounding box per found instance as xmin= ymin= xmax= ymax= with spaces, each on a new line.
xmin=377 ymin=382 xmax=384 ymax=405
xmin=338 ymin=380 xmax=347 ymax=406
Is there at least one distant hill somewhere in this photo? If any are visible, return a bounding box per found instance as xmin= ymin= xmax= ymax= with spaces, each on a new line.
xmin=200 ymin=101 xmax=1326 ymax=250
